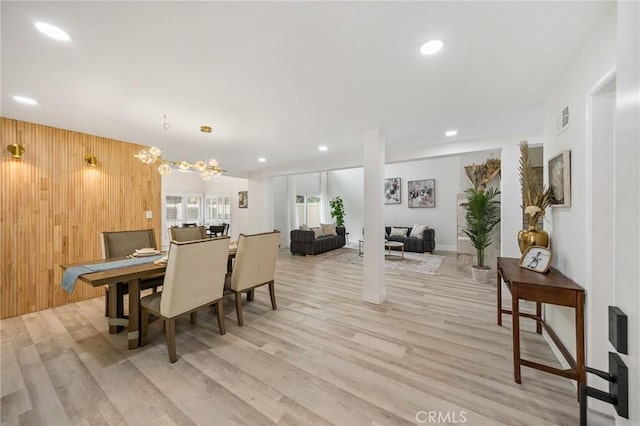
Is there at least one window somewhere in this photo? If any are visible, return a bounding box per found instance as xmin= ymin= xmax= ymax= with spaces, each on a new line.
xmin=205 ymin=195 xmax=231 ymax=225
xmin=296 ymin=195 xmax=321 ymax=227
xmin=162 ymin=193 xmax=203 ymax=248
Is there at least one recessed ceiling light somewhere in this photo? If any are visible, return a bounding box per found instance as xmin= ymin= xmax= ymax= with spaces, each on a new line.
xmin=318 ymin=146 xmax=328 ymax=152
xmin=200 ymin=125 xmax=212 ymax=133
xmin=34 ymin=22 xmax=70 ymax=41
xmin=13 ymin=95 xmax=38 ymax=105
xmin=258 ymin=157 xmax=266 ymax=163
xmin=420 ymin=40 xmax=443 ymax=55
xmin=445 ymin=130 xmax=458 ymax=137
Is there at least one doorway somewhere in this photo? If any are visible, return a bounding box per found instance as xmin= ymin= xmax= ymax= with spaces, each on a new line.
xmin=586 ymin=71 xmax=616 ymax=415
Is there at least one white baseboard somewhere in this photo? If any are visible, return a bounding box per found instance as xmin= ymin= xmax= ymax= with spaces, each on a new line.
xmin=436 ymin=244 xmax=456 ymax=252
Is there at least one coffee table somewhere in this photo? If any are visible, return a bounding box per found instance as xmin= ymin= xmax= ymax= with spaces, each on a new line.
xmin=384 ymin=241 xmax=405 ymax=259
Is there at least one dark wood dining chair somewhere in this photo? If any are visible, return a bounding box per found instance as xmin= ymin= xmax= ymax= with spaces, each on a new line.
xmin=208 ymin=225 xmax=226 ymax=238
xmin=141 ymin=237 xmax=230 ymax=363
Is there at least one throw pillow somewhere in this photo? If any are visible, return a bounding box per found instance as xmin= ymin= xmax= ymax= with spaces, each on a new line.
xmin=410 ymin=223 xmax=429 ymax=239
xmin=299 ymin=224 xmax=310 ymax=231
xmin=312 ymin=227 xmax=324 ymax=238
xmin=320 ymin=222 xmax=337 ymax=236
xmin=389 ymin=227 xmax=409 ymax=237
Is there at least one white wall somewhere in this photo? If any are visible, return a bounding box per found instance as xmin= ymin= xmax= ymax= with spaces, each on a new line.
xmin=246 ymin=173 xmax=274 ymax=234
xmin=542 ymin=7 xmax=617 ymax=412
xmin=204 ymin=176 xmax=249 ymax=239
xmin=272 ymin=176 xmax=290 ymax=246
xmin=384 ymin=157 xmax=460 ymax=251
xmin=327 ymin=168 xmax=364 ymax=246
xmin=162 ymin=171 xmax=205 ymax=194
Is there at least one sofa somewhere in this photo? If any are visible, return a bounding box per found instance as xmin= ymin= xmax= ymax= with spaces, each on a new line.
xmin=385 ymin=226 xmax=436 ymax=253
xmin=290 ymin=226 xmax=346 ymax=255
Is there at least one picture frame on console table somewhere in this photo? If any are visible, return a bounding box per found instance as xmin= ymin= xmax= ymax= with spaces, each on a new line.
xmin=548 ymin=150 xmax=571 ymax=207
xmin=519 ymin=246 xmax=552 ymax=273
xmin=407 ymin=179 xmax=435 ymax=208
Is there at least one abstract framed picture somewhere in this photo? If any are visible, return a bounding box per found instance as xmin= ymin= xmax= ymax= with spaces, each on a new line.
xmin=408 ymin=179 xmax=435 ymax=208
xmin=548 ymin=150 xmax=571 ymax=207
xmin=384 ymin=177 xmax=401 ymax=204
xmin=238 ymin=191 xmax=248 ymax=208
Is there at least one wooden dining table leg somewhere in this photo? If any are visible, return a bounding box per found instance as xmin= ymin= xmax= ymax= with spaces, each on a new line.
xmin=576 ymin=292 xmax=586 ymax=400
xmin=536 ymin=302 xmax=543 ymax=334
xmin=128 ymin=278 xmax=141 ymax=349
xmin=511 ymin=282 xmax=522 ymax=384
xmin=107 ymin=283 xmax=128 ymax=334
xmin=497 ymin=269 xmax=502 ymax=326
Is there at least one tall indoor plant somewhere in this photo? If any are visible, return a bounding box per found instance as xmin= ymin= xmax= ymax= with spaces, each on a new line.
xmin=462 ymin=187 xmax=501 ymax=283
xmin=329 ymin=196 xmax=345 ymax=227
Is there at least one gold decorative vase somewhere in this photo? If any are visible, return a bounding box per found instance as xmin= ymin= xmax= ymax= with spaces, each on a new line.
xmin=517 ymin=227 xmax=549 ymax=253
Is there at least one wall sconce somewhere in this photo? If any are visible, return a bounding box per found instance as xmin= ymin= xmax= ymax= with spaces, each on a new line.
xmin=7 ymin=144 xmax=25 ymax=158
xmin=84 ymin=154 xmax=97 ymax=167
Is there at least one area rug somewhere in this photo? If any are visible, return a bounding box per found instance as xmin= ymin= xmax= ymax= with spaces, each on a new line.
xmin=318 ymin=248 xmax=445 ymax=275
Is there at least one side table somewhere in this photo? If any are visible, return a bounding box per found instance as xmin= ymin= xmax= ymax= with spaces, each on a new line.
xmin=497 ymin=257 xmax=585 ymax=399
xmin=384 ymin=241 xmax=405 ymax=259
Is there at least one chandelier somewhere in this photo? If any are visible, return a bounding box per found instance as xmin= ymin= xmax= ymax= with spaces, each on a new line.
xmin=135 ymin=147 xmax=225 ymax=180
xmin=134 ymin=115 xmax=226 ymax=180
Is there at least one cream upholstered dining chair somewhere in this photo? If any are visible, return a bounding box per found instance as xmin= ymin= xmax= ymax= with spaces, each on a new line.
xmin=226 ymin=231 xmax=280 ymax=326
xmin=170 ymin=225 xmax=207 ymax=242
xmin=141 ymin=237 xmax=230 ymax=363
xmin=100 ymin=229 xmax=164 ymax=320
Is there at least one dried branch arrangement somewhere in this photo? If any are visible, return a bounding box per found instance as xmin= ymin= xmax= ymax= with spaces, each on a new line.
xmin=464 ymin=158 xmax=501 ymax=190
xmin=519 ymin=141 xmax=553 ymax=228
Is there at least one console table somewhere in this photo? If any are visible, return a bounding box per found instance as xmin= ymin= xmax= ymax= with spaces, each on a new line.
xmin=497 ymin=257 xmax=585 ymax=397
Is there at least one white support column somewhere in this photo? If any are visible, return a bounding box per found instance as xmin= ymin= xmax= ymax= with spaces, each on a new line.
xmin=362 ymin=129 xmax=386 ymax=304
xmin=247 ymin=173 xmax=274 ymax=233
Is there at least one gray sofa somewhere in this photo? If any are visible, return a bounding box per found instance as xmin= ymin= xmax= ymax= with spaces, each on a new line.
xmin=290 ymin=227 xmax=346 ymax=255
xmin=385 ymin=226 xmax=436 ymax=253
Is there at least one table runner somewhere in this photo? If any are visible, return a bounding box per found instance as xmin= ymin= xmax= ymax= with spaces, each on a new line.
xmin=61 ymin=254 xmax=165 ymax=293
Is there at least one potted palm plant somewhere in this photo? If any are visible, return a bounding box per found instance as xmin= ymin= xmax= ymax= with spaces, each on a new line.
xmin=462 ymin=187 xmax=501 ymax=283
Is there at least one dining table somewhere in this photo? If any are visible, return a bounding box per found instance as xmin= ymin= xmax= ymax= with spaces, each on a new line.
xmin=61 ymin=245 xmax=239 ymax=350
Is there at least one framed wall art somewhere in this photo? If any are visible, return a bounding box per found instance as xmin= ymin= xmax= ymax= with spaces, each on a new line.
xmin=384 ymin=177 xmax=401 ymax=204
xmin=407 ymin=179 xmax=435 ymax=208
xmin=238 ymin=191 xmax=248 ymax=208
xmin=548 ymin=150 xmax=571 ymax=207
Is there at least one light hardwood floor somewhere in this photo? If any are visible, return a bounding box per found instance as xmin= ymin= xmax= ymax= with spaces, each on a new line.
xmin=1 ymin=250 xmax=612 ymax=425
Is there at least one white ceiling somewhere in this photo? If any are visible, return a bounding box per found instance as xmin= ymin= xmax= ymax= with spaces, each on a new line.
xmin=1 ymin=1 xmax=613 ymax=176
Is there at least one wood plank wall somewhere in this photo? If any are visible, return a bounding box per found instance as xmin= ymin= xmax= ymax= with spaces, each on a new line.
xmin=0 ymin=117 xmax=162 ymax=318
